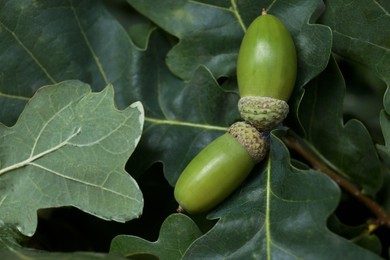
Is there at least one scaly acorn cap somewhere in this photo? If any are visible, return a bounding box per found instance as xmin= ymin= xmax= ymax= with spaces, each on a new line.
xmin=227 ymin=121 xmax=269 ymax=163
xmin=238 ymin=96 xmax=289 ymax=131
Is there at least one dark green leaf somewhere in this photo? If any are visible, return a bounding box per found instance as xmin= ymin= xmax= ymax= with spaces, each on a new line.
xmin=327 ymin=215 xmax=382 ymax=255
xmin=320 ymin=0 xmax=390 ymax=81
xmin=298 ymin=57 xmax=382 ymax=195
xmin=320 ymin=4 xmax=390 ymax=212
xmin=0 ymin=80 xmax=144 ymax=236
xmin=126 ymin=30 xmax=238 ymax=185
xmin=377 ymin=111 xmax=390 ymax=212
xmin=126 ymin=0 xmax=242 ymax=80
xmin=127 ymin=22 xmax=156 ymax=50
xmin=353 ymin=234 xmax=382 ymax=256
xmin=110 ymin=213 xmax=202 ymax=260
xmin=126 ymin=0 xmax=332 ymax=89
xmin=182 ymin=133 xmax=380 ymax=259
xmin=0 ymin=0 xmax=142 ymax=125
xmin=377 ymin=111 xmax=390 ymax=168
xmin=320 ymin=0 xmax=390 ymax=110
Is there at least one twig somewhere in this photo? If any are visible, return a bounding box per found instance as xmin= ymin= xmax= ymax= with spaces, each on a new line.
xmin=281 ymin=130 xmax=390 ymax=229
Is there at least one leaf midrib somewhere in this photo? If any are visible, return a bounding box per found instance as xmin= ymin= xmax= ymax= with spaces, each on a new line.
xmin=145 ymin=117 xmax=227 ymax=131
xmin=69 ymin=0 xmax=109 ymax=85
xmin=0 ymin=127 xmax=81 ymax=176
xmin=0 ymin=0 xmax=110 ymax=98
xmin=29 ymin=162 xmax=140 ymax=202
xmin=0 ymin=21 xmax=56 ymax=84
xmin=333 ymin=30 xmax=390 ymax=52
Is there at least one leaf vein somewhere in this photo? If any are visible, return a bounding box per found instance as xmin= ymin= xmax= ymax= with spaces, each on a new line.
xmin=0 ymin=195 xmax=8 ymax=208
xmin=69 ymin=0 xmax=109 ymax=85
xmin=30 ymin=101 xmax=75 ymax=157
xmin=69 ymin=115 xmax=130 ymax=148
xmin=145 ymin=117 xmax=227 ymax=131
xmin=0 ymin=128 xmax=81 ymax=176
xmin=0 ymin=92 xmax=30 ymax=101
xmin=0 ymin=22 xmax=56 ymax=84
xmin=29 ymin=162 xmax=140 ymax=203
xmin=265 ymin=158 xmax=272 ymax=260
xmin=373 ymin=0 xmax=390 ymax=16
xmin=333 ymin=30 xmax=390 ymax=52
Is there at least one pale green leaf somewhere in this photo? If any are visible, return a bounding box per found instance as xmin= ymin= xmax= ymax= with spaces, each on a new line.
xmin=0 ymin=80 xmax=144 ymax=236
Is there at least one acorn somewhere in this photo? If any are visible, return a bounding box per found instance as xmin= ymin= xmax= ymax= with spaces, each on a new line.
xmin=236 ymin=8 xmax=297 ymax=130
xmin=174 ymin=122 xmax=268 ymax=214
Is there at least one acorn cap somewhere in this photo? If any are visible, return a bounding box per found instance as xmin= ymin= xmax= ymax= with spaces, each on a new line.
xmin=227 ymin=121 xmax=269 ymax=163
xmin=238 ymin=96 xmax=289 ymax=131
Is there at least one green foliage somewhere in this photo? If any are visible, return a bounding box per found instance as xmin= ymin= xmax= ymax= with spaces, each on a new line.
xmin=0 ymin=0 xmax=389 ymax=259
xmin=110 ymin=214 xmax=202 ymax=259
xmin=181 ymin=134 xmax=380 ymax=259
xmin=298 ymin=57 xmax=382 ymax=195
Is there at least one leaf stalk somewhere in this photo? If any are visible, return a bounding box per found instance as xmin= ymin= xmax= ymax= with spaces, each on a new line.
xmin=230 ymin=0 xmax=246 ymax=32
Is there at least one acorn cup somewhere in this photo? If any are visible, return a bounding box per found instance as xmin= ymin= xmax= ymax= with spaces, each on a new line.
xmin=174 ymin=122 xmax=268 ymax=214
xmin=236 ymin=8 xmax=297 ymax=130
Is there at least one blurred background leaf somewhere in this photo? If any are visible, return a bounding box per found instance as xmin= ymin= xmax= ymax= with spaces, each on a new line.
xmin=297 ymin=57 xmax=382 ymax=195
xmin=320 ymin=0 xmax=390 ymax=152
xmin=320 ymin=0 xmax=390 ymax=88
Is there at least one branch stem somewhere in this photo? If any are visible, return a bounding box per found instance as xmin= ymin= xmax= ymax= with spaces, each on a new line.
xmin=282 ymin=130 xmax=390 ymax=229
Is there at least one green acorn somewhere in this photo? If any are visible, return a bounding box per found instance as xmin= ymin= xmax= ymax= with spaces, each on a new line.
xmin=236 ymin=9 xmax=297 ymax=130
xmin=174 ymin=122 xmax=268 ymax=214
